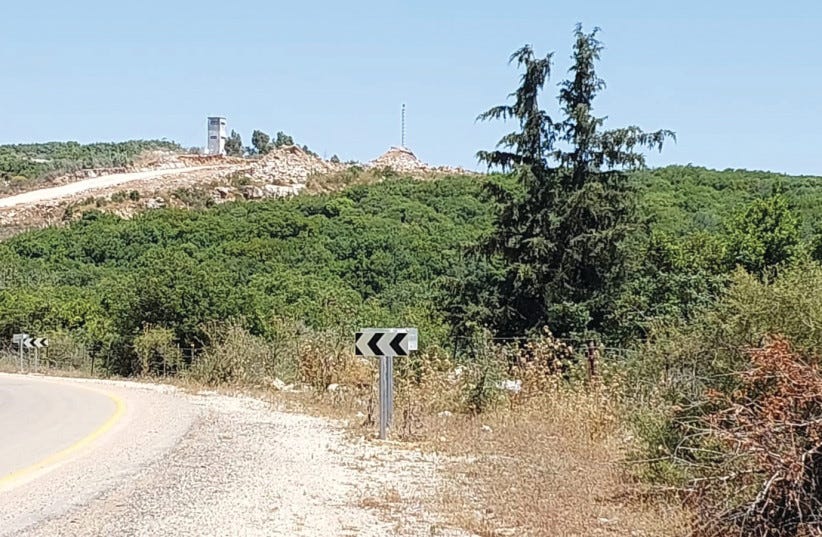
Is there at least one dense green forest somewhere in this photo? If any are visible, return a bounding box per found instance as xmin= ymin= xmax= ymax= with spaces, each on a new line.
xmin=0 ymin=166 xmax=820 ymax=374
xmin=0 ymin=140 xmax=181 ymax=188
xmin=636 ymin=165 xmax=822 ymax=237
xmin=0 ymin=177 xmax=496 ymax=373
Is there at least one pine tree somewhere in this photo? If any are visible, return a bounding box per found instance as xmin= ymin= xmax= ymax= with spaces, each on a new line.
xmin=273 ymin=132 xmax=294 ymax=148
xmin=476 ymin=25 xmax=674 ymax=338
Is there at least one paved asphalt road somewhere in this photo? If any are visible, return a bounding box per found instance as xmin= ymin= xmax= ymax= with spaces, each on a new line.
xmin=0 ymin=374 xmax=453 ymax=536
xmin=0 ymin=375 xmax=119 ymax=484
xmin=0 ymin=374 xmax=196 ymax=535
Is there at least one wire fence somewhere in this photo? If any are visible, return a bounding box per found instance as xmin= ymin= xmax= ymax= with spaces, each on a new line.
xmin=0 ymin=330 xmax=642 ymax=382
xmin=0 ymin=340 xmax=203 ymax=378
xmin=451 ymin=334 xmax=640 ymax=363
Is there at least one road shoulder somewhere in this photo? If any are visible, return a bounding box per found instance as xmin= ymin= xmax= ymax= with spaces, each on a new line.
xmin=7 ymin=378 xmax=468 ymax=537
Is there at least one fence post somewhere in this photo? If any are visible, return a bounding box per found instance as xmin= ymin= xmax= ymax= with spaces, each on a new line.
xmin=587 ymin=340 xmax=596 ymax=380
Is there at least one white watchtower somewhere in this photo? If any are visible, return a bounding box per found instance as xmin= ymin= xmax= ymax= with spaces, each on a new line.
xmin=207 ymin=117 xmax=227 ymax=155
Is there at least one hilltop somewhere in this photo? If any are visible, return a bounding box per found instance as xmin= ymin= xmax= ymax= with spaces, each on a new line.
xmin=0 ymin=141 xmax=469 ymax=238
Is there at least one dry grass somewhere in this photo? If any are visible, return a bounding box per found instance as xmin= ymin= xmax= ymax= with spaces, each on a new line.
xmin=359 ymin=486 xmax=403 ymax=511
xmin=419 ymin=388 xmax=691 ymax=536
xmin=0 ymin=353 xmax=96 ymax=378
xmin=292 ymin=338 xmax=693 ymax=536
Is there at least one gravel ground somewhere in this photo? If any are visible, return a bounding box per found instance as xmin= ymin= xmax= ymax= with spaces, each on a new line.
xmin=3 ymin=377 xmax=469 ymax=536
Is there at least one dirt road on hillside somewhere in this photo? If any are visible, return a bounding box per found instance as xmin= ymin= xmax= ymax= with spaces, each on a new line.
xmin=0 ymin=165 xmax=232 ymax=209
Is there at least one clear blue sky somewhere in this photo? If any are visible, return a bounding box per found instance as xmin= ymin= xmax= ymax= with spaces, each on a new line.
xmin=1 ymin=1 xmax=820 ymax=175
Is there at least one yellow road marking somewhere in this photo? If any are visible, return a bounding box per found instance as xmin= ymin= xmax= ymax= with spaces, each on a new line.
xmin=0 ymin=382 xmax=126 ymax=491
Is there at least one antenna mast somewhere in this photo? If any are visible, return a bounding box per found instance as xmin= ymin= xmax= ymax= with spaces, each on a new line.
xmin=401 ymin=103 xmax=406 ymax=148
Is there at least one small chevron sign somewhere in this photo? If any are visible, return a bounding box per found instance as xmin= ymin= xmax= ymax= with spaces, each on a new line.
xmin=22 ymin=336 xmax=48 ymax=349
xmin=355 ymin=328 xmax=418 ymax=357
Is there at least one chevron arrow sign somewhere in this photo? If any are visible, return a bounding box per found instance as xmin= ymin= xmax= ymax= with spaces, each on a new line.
xmin=21 ymin=336 xmax=48 ymax=349
xmin=355 ymin=328 xmax=418 ymax=357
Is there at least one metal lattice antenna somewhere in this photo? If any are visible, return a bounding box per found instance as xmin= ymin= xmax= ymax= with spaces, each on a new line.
xmin=401 ymin=104 xmax=406 ymax=148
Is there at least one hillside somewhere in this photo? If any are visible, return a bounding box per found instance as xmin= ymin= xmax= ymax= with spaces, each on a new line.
xmin=3 ymin=154 xmax=822 ymax=537
xmin=0 ymin=140 xmax=182 ymax=194
xmin=636 ymin=165 xmax=822 ymax=236
xmin=0 ymin=176 xmax=492 ymax=373
xmin=5 ymin=166 xmax=821 ymax=535
xmin=0 ymin=143 xmax=472 ymax=238
xmin=2 ymin=165 xmax=822 ymax=372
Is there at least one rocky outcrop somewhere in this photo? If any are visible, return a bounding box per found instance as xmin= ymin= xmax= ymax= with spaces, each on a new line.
xmin=241 ymin=146 xmax=346 ymax=185
xmin=368 ymin=146 xmax=467 ymax=174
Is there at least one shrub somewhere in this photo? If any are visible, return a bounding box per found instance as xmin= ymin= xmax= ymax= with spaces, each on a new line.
xmin=43 ymin=330 xmax=89 ymax=371
xmin=134 ymin=326 xmax=181 ymax=376
xmin=694 ymin=338 xmax=822 ymax=536
xmin=228 ymin=173 xmax=252 ymax=187
xmin=296 ymin=329 xmax=371 ymax=391
xmin=630 ymin=261 xmax=822 ymax=535
xmin=172 ymin=187 xmax=211 ymax=208
xmin=186 ymin=321 xmax=297 ymax=386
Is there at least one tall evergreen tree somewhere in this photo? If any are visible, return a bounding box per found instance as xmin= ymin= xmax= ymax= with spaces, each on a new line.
xmin=476 ymin=25 xmax=674 ymax=338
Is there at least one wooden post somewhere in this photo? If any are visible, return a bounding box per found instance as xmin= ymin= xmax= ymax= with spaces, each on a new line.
xmin=587 ymin=340 xmax=596 ymax=380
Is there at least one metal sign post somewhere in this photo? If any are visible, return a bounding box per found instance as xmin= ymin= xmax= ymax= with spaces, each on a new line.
xmin=356 ymin=328 xmax=418 ymax=440
xmin=11 ymin=334 xmax=48 ymax=372
xmin=13 ymin=333 xmax=27 ymax=371
xmin=379 ymin=356 xmax=389 ymax=439
xmin=386 ymin=356 xmax=394 ymax=427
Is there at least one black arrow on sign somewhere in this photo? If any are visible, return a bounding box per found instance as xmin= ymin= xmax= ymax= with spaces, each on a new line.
xmin=368 ymin=332 xmax=383 ymax=355
xmin=355 ymin=332 xmax=364 ymax=355
xmin=390 ymin=332 xmax=407 ymax=356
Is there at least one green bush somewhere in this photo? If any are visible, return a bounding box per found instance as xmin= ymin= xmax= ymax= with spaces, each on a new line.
xmin=43 ymin=330 xmax=90 ymax=371
xmin=0 ymin=140 xmax=181 ymax=191
xmin=134 ymin=326 xmax=182 ymax=376
xmin=185 ymin=321 xmax=297 ymax=386
xmin=628 ymin=261 xmax=822 ymax=510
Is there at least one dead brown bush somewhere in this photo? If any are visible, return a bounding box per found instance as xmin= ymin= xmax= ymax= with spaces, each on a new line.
xmin=694 ymin=337 xmax=822 ymax=536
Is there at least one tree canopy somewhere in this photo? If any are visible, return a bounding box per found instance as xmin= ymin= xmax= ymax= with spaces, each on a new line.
xmin=225 ymin=130 xmax=243 ymax=157
xmin=250 ymin=130 xmax=271 ymax=155
xmin=471 ymin=25 xmax=674 ymax=338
